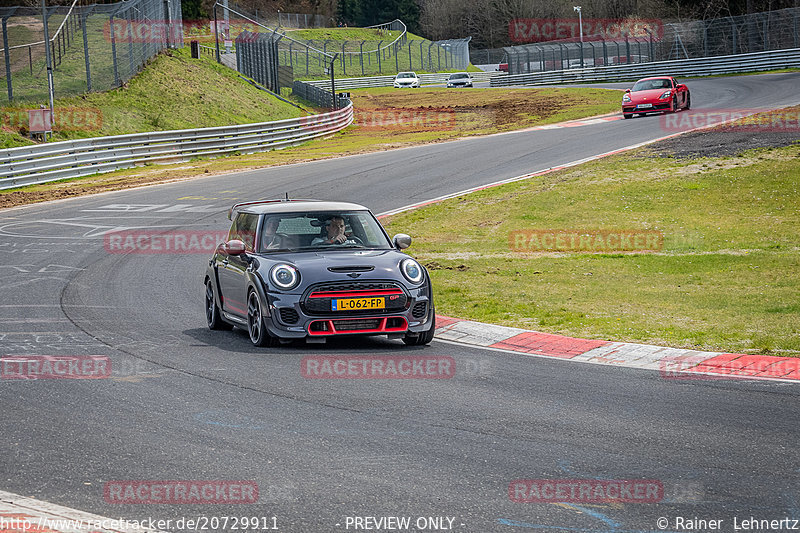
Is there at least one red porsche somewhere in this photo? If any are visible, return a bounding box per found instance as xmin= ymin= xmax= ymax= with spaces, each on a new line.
xmin=622 ymin=76 xmax=690 ymax=119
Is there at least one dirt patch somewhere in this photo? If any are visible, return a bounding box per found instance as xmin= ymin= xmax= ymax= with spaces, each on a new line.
xmin=646 ymin=106 xmax=800 ymax=159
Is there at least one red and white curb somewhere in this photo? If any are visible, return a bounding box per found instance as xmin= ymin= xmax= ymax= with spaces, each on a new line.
xmin=0 ymin=490 xmax=164 ymax=533
xmin=434 ymin=315 xmax=800 ymax=382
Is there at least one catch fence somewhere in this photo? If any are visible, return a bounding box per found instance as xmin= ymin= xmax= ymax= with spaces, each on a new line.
xmin=1 ymin=0 xmax=182 ymax=103
xmin=503 ymin=6 xmax=800 ymax=75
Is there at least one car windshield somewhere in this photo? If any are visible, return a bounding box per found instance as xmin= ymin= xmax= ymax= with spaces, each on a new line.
xmin=450 ymin=73 xmax=468 ymax=79
xmin=257 ymin=210 xmax=394 ymax=253
xmin=397 ymin=73 xmax=416 ymax=79
xmin=632 ymin=79 xmax=672 ymax=91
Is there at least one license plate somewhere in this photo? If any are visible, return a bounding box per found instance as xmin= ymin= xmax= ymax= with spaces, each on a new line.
xmin=332 ymin=297 xmax=385 ymax=311
xmin=637 ymin=103 xmax=653 ymax=109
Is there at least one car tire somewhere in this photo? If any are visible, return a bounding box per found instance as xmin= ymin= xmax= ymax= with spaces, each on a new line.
xmin=623 ymin=113 xmax=633 ymax=119
xmin=685 ymin=93 xmax=691 ymax=110
xmin=671 ymin=95 xmax=678 ymax=112
xmin=403 ymin=307 xmax=436 ymax=346
xmin=205 ymin=279 xmax=232 ymax=331
xmin=247 ymin=290 xmax=278 ymax=347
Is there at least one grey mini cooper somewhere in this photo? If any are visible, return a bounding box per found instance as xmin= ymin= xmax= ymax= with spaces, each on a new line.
xmin=204 ymin=200 xmax=435 ymax=347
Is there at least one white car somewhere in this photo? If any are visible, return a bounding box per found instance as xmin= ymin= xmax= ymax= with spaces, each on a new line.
xmin=393 ymin=72 xmax=420 ymax=88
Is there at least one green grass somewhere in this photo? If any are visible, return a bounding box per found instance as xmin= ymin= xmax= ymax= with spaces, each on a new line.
xmin=2 ymin=47 xmax=304 ymax=146
xmin=382 ymin=144 xmax=800 ymax=356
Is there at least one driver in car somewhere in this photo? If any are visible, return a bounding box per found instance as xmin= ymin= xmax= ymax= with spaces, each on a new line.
xmin=311 ymin=216 xmax=358 ymax=245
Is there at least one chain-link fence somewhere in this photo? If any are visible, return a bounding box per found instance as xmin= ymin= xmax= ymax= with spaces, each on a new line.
xmin=1 ymin=0 xmax=182 ymax=104
xmin=218 ymin=1 xmax=470 ymax=90
xmin=469 ymin=47 xmax=507 ymax=66
xmin=503 ymin=6 xmax=800 ymax=75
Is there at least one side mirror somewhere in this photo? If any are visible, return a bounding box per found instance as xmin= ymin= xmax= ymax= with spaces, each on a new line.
xmin=223 ymin=239 xmax=246 ymax=255
xmin=393 ymin=233 xmax=412 ymax=250
xmin=625 ymin=88 xmax=631 ymax=93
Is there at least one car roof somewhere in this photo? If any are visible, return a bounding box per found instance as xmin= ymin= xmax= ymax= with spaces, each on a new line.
xmin=637 ymin=76 xmax=672 ymax=81
xmin=397 ymin=71 xmax=417 ymax=75
xmin=233 ymin=200 xmax=370 ymax=216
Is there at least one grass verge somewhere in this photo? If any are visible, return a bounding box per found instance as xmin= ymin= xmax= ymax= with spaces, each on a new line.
xmin=380 ymin=141 xmax=800 ymax=356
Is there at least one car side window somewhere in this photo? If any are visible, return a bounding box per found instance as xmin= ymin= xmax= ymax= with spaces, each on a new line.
xmin=229 ymin=213 xmax=258 ymax=251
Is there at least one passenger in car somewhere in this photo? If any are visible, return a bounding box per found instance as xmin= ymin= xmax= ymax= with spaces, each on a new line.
xmin=262 ymin=217 xmax=284 ymax=250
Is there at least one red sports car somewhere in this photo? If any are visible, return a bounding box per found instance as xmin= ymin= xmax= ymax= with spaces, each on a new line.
xmin=622 ymin=76 xmax=690 ymax=119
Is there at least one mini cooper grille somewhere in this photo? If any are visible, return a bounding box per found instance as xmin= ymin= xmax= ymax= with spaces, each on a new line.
xmin=303 ymin=281 xmax=408 ymax=315
xmin=411 ymin=302 xmax=427 ymax=319
xmin=312 ymin=281 xmax=400 ymax=292
xmin=278 ymin=308 xmax=299 ymax=324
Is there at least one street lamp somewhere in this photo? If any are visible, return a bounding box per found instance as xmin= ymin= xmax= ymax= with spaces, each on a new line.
xmin=573 ymin=6 xmax=583 ymax=69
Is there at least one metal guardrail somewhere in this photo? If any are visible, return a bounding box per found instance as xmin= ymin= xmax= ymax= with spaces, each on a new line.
xmin=304 ymin=71 xmax=506 ymax=90
xmin=491 ymin=48 xmax=800 ymax=86
xmin=0 ymin=103 xmax=353 ymax=190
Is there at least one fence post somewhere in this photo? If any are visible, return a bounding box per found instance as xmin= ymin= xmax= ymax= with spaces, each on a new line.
xmin=213 ymin=5 xmax=220 ymax=63
xmin=419 ymin=41 xmax=424 ymax=70
xmin=81 ymin=13 xmax=91 ymax=92
xmin=408 ymin=41 xmax=412 ymax=70
xmin=306 ymin=45 xmax=309 ymax=75
xmin=525 ymin=47 xmax=531 ymax=73
xmin=428 ymin=42 xmax=433 ymax=71
xmin=127 ymin=14 xmax=134 ymax=77
xmin=731 ymin=17 xmax=737 ymax=54
xmin=110 ymin=14 xmax=120 ymax=86
xmin=395 ymin=42 xmax=399 ymax=71
xmin=360 ymin=41 xmax=364 ymax=75
xmin=703 ymin=21 xmax=708 ymax=57
xmin=377 ymin=40 xmax=382 ymax=73
xmin=342 ymin=41 xmax=346 ymax=75
xmin=625 ymin=34 xmax=631 ymax=63
xmin=2 ymin=18 xmax=11 ymax=101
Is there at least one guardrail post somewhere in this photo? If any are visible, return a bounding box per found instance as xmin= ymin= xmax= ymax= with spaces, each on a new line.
xmin=2 ymin=18 xmax=11 ymax=101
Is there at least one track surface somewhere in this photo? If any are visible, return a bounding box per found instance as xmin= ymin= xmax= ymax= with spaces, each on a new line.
xmin=1 ymin=73 xmax=799 ymax=532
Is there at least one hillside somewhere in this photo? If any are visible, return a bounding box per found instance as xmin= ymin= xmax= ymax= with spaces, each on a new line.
xmin=1 ymin=48 xmax=305 ymax=149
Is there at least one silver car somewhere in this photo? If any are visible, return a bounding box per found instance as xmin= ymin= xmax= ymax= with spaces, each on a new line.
xmin=446 ymin=72 xmax=472 ymax=88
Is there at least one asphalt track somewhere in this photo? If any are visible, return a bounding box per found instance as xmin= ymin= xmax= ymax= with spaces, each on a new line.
xmin=1 ymin=72 xmax=799 ymax=532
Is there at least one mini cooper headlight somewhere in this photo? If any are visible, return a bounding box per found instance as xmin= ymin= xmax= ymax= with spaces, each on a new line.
xmin=660 ymin=90 xmax=671 ymax=99
xmin=401 ymin=258 xmax=424 ymax=284
xmin=270 ymin=264 xmax=299 ymax=290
